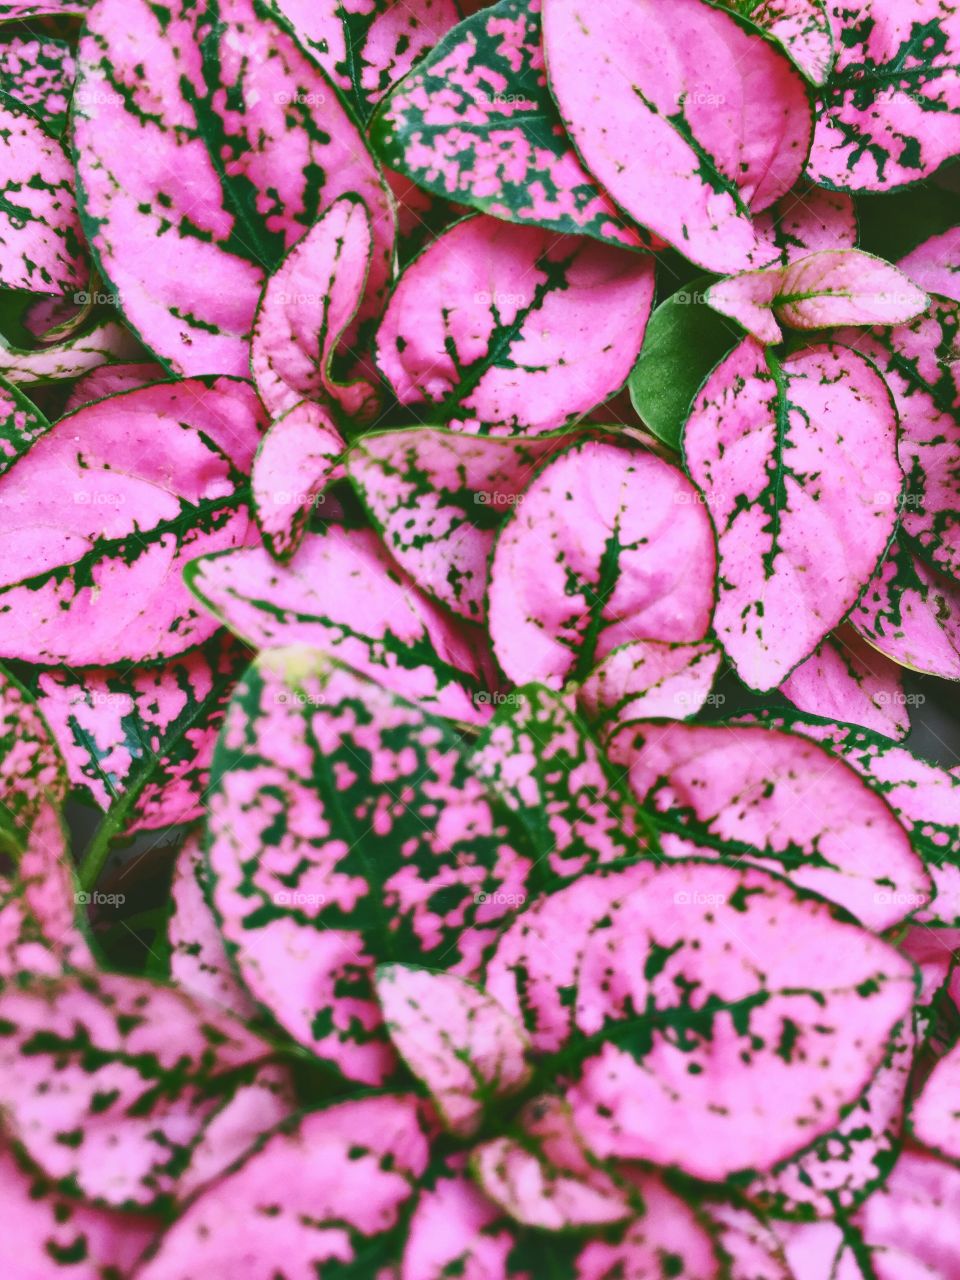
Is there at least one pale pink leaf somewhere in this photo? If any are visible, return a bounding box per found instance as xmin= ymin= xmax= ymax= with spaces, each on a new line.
xmin=854 ymin=1151 xmax=960 ymax=1278
xmin=775 ymin=249 xmax=929 ymax=328
xmin=577 ymin=639 xmax=723 ymax=728
xmin=707 ymin=268 xmax=785 ymax=344
xmin=402 ymin=1164 xmax=518 ymax=1280
xmin=0 ymin=665 xmax=66 ymax=843
xmin=64 ymin=361 xmax=168 ymax=412
xmin=702 ymin=1202 xmax=792 ymax=1280
xmin=0 ymin=319 xmax=141 ymax=388
xmin=854 ymin=539 xmax=960 ymax=680
xmin=911 ymin=1042 xmax=960 ymax=1162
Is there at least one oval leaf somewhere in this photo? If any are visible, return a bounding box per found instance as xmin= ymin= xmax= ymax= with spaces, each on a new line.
xmin=775 ymin=249 xmax=929 ymax=329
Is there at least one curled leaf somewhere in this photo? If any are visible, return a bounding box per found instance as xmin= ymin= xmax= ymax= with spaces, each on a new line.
xmin=779 ymin=625 xmax=911 ymax=739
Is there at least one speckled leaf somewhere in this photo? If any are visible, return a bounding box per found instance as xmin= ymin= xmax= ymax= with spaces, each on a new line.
xmin=607 ymin=719 xmax=928 ymax=929
xmin=269 ymin=0 xmax=461 ymax=124
xmin=375 ymin=214 xmax=655 ymax=434
xmin=29 ymin=631 xmax=248 ymax=831
xmin=206 ymin=650 xmax=530 ymax=1082
xmin=542 ymin=0 xmax=813 ymax=272
xmin=64 ymin=361 xmax=167 ymax=413
xmin=751 ymin=182 xmax=857 ymax=267
xmin=0 ymin=34 xmax=75 ymax=135
xmin=684 ymin=339 xmax=901 ymax=691
xmin=375 ymin=964 xmax=531 ymax=1135
xmin=0 ymin=665 xmax=65 ymax=849
xmin=0 ymin=377 xmax=265 ymax=666
xmin=485 ymin=859 xmax=916 ymax=1180
xmin=346 ymin=425 xmax=578 ymax=622
xmin=703 ymin=1202 xmax=792 ymax=1280
xmin=900 ymin=228 xmax=960 ymax=302
xmin=853 ymin=1151 xmax=960 ymax=1278
xmin=488 ymin=439 xmax=717 ymax=686
xmin=186 ymin=525 xmax=488 ymax=723
xmin=0 ymin=1 xmax=87 ymax=12
xmin=707 ymin=268 xmax=786 ymax=343
xmin=776 ymin=248 xmax=930 ymax=328
xmin=169 ymin=832 xmax=258 ymax=1022
xmin=251 ymin=400 xmax=344 ymax=564
xmin=578 ymin=639 xmax=724 ymax=728
xmin=911 ymin=1041 xmax=960 ymax=1162
xmin=0 ymin=318 xmax=141 ymax=387
xmin=0 ymin=97 xmax=85 ymax=294
xmin=250 ymin=196 xmax=381 ymax=423
xmin=779 ymin=624 xmax=911 ymax=739
xmin=723 ymin=0 xmax=834 ymax=84
xmin=0 ymin=971 xmax=274 ymax=1209
xmin=72 ymin=0 xmax=393 ymax=377
xmin=372 ymin=0 xmax=653 ymax=249
xmin=806 ymin=0 xmax=960 ymax=191
xmin=402 ymin=1163 xmax=520 ymax=1280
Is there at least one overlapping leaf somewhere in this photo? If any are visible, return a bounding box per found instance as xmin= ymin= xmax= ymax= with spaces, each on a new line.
xmin=854 ymin=538 xmax=960 ymax=680
xmin=0 ymin=34 xmax=75 ymax=135
xmin=0 ymin=665 xmax=65 ymax=848
xmin=722 ymin=0 xmax=834 ymax=84
xmin=900 ymin=228 xmax=960 ymax=302
xmin=578 ymin=639 xmax=724 ymax=728
xmin=251 ymin=401 xmax=344 ymax=563
xmin=0 ymin=317 xmax=141 ymax=387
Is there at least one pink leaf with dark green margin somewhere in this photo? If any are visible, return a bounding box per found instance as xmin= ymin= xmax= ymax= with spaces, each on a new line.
xmin=371 ymin=0 xmax=654 ymax=251
xmin=402 ymin=1162 xmax=518 ymax=1280
xmin=746 ymin=1023 xmax=914 ymax=1216
xmin=169 ymin=832 xmax=259 ymax=1022
xmin=72 ymin=0 xmax=394 ymax=378
xmin=470 ymin=685 xmax=649 ymax=883
xmin=542 ymin=0 xmax=812 ymax=273
xmin=488 ymin=439 xmax=716 ymax=686
xmin=911 ymin=1042 xmax=960 ymax=1162
xmin=806 ymin=0 xmax=960 ymax=191
xmin=64 ymin=361 xmax=167 ymax=412
xmin=0 ymin=34 xmax=76 ymax=135
xmin=0 ymin=318 xmax=141 ymax=388
xmin=775 ymin=248 xmax=930 ymax=328
xmin=251 ymin=401 xmax=344 ymax=564
xmin=375 ymin=964 xmax=531 ymax=1136
xmin=346 ymin=425 xmax=580 ymax=622
xmin=0 ymin=97 xmax=85 ymax=294
xmin=0 ymin=1 xmax=87 ymax=11
xmin=30 ymin=631 xmax=248 ymax=831
xmin=268 ymin=0 xmax=461 ymax=123
xmin=186 ymin=525 xmax=489 ymax=723
xmin=607 ymin=719 xmax=928 ymax=929
xmin=578 ymin=640 xmax=724 ymax=729
xmin=471 ymin=1096 xmax=632 ymax=1229
xmin=206 ymin=649 xmax=530 ymax=1081
xmin=900 ymin=229 xmax=960 ymax=303
xmin=707 ymin=267 xmax=786 ymax=343
xmin=853 ymin=1151 xmax=960 ymax=1278
xmin=684 ymin=339 xmax=901 ymax=691
xmin=0 ymin=1143 xmax=158 ymax=1279
xmin=0 ymin=971 xmax=275 ymax=1209
xmin=0 ymin=665 xmax=66 ymax=847
xmin=779 ymin=624 xmax=911 ymax=739
xmin=722 ymin=0 xmax=834 ymax=84
xmin=250 ymin=196 xmax=381 ymax=424
xmin=702 ymin=1202 xmax=792 ymax=1280
xmin=751 ymin=182 xmax=856 ymax=267
xmin=375 ymin=215 xmax=655 ymax=434
xmin=485 ymin=859 xmax=916 ymax=1180
xmin=0 ymin=377 xmax=265 ymax=666
xmin=853 ymin=538 xmax=960 ymax=680
xmin=136 ymin=1096 xmax=430 ymax=1279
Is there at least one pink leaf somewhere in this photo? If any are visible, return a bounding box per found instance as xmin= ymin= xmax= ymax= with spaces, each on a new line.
xmin=0 ymin=34 xmax=76 ymax=135
xmin=900 ymin=229 xmax=960 ymax=303
xmin=751 ymin=183 xmax=857 ymax=268
xmin=488 ymin=439 xmax=716 ymax=686
xmin=723 ymin=0 xmax=835 ymax=84
xmin=375 ymin=215 xmax=655 ymax=434
xmin=402 ymin=1163 xmax=518 ymax=1280
xmin=702 ymin=1202 xmax=792 ymax=1280
xmin=853 ymin=539 xmax=960 ymax=680
xmin=375 ymin=964 xmax=531 ymax=1136
xmin=0 ymin=377 xmax=265 ymax=666
xmin=854 ymin=1151 xmax=960 ymax=1278
xmin=707 ymin=268 xmax=786 ymax=344
xmin=64 ymin=361 xmax=168 ymax=412
xmin=775 ymin=249 xmax=929 ymax=328
xmin=0 ymin=318 xmax=142 ymax=388
xmin=543 ymin=0 xmax=812 ymax=272
xmin=0 ymin=666 xmax=66 ymax=843
xmin=684 ymin=339 xmax=901 ymax=690
xmin=911 ymin=1042 xmax=960 ymax=1162
xmin=578 ymin=640 xmax=723 ymax=728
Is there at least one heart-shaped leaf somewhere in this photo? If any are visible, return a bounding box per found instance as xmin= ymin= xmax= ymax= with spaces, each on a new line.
xmin=485 ymin=859 xmax=916 ymax=1179
xmin=0 ymin=34 xmax=76 ymax=136
xmin=542 ymin=0 xmax=812 ymax=271
xmin=375 ymin=964 xmax=531 ymax=1136
xmin=900 ymin=229 xmax=960 ymax=303
xmin=488 ymin=439 xmax=717 ymax=685
xmin=72 ymin=0 xmax=394 ymax=377
xmin=0 ymin=377 xmax=265 ymax=666
xmin=722 ymin=0 xmax=834 ymax=84
xmin=375 ymin=214 xmax=655 ymax=434
xmin=251 ymin=401 xmax=344 ymax=564
xmin=250 ymin=195 xmax=381 ymax=423
xmin=806 ymin=0 xmax=960 ymax=191
xmin=206 ymin=649 xmax=530 ymax=1081
xmin=684 ymin=339 xmax=901 ymax=690
xmin=372 ymin=0 xmax=653 ymax=250
xmin=578 ymin=639 xmax=724 ymax=728
xmin=186 ymin=525 xmax=489 ymax=723
xmin=607 ymin=719 xmax=929 ymax=928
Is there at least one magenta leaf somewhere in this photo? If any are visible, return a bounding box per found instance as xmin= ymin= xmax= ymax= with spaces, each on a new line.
xmin=250 ymin=196 xmax=381 ymax=423
xmin=0 ymin=317 xmax=141 ymax=388
xmin=911 ymin=1042 xmax=960 ymax=1163
xmin=375 ymin=215 xmax=655 ymax=434
xmin=346 ymin=424 xmax=579 ymax=622
xmin=853 ymin=1150 xmax=960 ymax=1278
xmin=0 ymin=33 xmax=75 ymax=135
xmin=488 ymin=439 xmax=716 ymax=686
xmin=72 ymin=0 xmax=393 ymax=377
xmin=403 ymin=1163 xmax=519 ymax=1280
xmin=0 ymin=971 xmax=275 ymax=1209
xmin=375 ymin=964 xmax=531 ymax=1135
xmin=186 ymin=525 xmax=489 ymax=722
xmin=806 ymin=0 xmax=960 ymax=191
xmin=485 ymin=859 xmax=916 ymax=1179
xmin=0 ymin=377 xmax=265 ymax=666
xmin=63 ymin=361 xmax=168 ymax=412
xmin=722 ymin=0 xmax=835 ymax=84
xmin=751 ymin=182 xmax=857 ymax=267
xmin=578 ymin=639 xmax=724 ymax=729
xmin=0 ymin=97 xmax=85 ymax=294
xmin=607 ymin=719 xmax=929 ymax=928
xmin=702 ymin=1202 xmax=792 ymax=1280
xmin=900 ymin=229 xmax=960 ymax=303
xmin=372 ymin=0 xmax=654 ymax=250
xmin=684 ymin=339 xmax=901 ymax=690
xmin=251 ymin=400 xmax=345 ymax=564
xmin=707 ymin=267 xmax=786 ymax=344
xmin=0 ymin=665 xmax=65 ymax=847
xmin=206 ymin=650 xmax=529 ymax=1081
xmin=543 ymin=0 xmax=812 ymax=272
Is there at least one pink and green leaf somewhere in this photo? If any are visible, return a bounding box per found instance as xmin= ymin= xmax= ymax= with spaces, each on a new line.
xmin=751 ymin=182 xmax=857 ymax=267
xmin=900 ymin=229 xmax=960 ymax=303
xmin=0 ymin=317 xmax=142 ymax=388
xmin=578 ymin=639 xmax=724 ymax=729
xmin=911 ymin=1041 xmax=960 ymax=1163
xmin=0 ymin=664 xmax=66 ymax=848
xmin=722 ymin=0 xmax=835 ymax=84
xmin=0 ymin=34 xmax=75 ymax=135
xmin=63 ymin=361 xmax=168 ymax=412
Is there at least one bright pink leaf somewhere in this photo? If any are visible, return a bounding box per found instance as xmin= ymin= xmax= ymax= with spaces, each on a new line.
xmin=0 ymin=34 xmax=76 ymax=135
xmin=853 ymin=539 xmax=960 ymax=680
xmin=900 ymin=229 xmax=960 ymax=303
xmin=775 ymin=249 xmax=929 ymax=328
xmin=488 ymin=439 xmax=717 ymax=686
xmin=912 ymin=1042 xmax=960 ymax=1162
xmin=64 ymin=361 xmax=168 ymax=412
xmin=0 ymin=666 xmax=66 ymax=843
xmin=402 ymin=1163 xmax=517 ymax=1280
xmin=751 ymin=183 xmax=857 ymax=268
xmin=577 ymin=639 xmax=723 ymax=728
xmin=724 ymin=0 xmax=834 ymax=84
xmin=707 ymin=268 xmax=786 ymax=343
